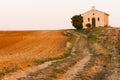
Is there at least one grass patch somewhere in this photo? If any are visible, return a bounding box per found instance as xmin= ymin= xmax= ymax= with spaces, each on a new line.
xmin=33 ymin=47 xmax=73 ymax=65
xmin=87 ymin=27 xmax=105 ymax=42
xmin=93 ymin=71 xmax=106 ymax=80
xmin=68 ymin=33 xmax=76 ymax=43
xmin=64 ymin=30 xmax=77 ymax=43
xmin=77 ymin=27 xmax=106 ymax=43
xmin=88 ymin=34 xmax=97 ymax=42
xmin=0 ymin=72 xmax=5 ymax=78
xmin=77 ymin=29 xmax=88 ymax=34
xmin=53 ymin=69 xmax=64 ymax=73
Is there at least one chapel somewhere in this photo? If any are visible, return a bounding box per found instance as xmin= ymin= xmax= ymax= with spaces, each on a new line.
xmin=82 ymin=6 xmax=109 ymax=28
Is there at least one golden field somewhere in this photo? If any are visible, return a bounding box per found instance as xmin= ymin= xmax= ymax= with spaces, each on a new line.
xmin=0 ymin=30 xmax=69 ymax=75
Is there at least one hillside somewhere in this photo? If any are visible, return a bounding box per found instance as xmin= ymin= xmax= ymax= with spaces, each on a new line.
xmin=0 ymin=30 xmax=70 ymax=79
xmin=1 ymin=27 xmax=120 ymax=80
xmin=75 ymin=27 xmax=120 ymax=80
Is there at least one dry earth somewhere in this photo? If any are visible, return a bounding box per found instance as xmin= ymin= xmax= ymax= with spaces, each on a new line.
xmin=0 ymin=30 xmax=69 ymax=79
xmin=0 ymin=27 xmax=120 ymax=80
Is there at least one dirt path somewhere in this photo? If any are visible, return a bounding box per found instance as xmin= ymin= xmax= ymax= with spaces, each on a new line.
xmin=57 ymin=49 xmax=91 ymax=80
xmin=55 ymin=31 xmax=91 ymax=80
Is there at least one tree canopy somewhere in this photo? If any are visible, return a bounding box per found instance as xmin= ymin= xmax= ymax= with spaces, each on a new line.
xmin=71 ymin=14 xmax=83 ymax=30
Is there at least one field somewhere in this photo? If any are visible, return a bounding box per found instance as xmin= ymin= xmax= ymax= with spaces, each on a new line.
xmin=1 ymin=27 xmax=120 ymax=80
xmin=0 ymin=30 xmax=69 ymax=76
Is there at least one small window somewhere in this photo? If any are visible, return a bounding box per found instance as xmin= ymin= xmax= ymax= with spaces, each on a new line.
xmin=88 ymin=18 xmax=90 ymax=22
xmin=93 ymin=13 xmax=95 ymax=15
xmin=98 ymin=17 xmax=100 ymax=21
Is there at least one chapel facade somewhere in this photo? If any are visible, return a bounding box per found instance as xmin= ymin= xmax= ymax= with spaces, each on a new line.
xmin=82 ymin=6 xmax=109 ymax=28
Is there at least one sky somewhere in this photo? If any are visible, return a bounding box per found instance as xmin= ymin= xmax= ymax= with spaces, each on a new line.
xmin=0 ymin=0 xmax=120 ymax=30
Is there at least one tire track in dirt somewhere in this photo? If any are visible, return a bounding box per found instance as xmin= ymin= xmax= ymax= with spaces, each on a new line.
xmin=57 ymin=49 xmax=91 ymax=80
xmin=55 ymin=31 xmax=91 ymax=80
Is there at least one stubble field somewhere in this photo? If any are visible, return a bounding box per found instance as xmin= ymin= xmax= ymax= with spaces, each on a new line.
xmin=0 ymin=30 xmax=69 ymax=77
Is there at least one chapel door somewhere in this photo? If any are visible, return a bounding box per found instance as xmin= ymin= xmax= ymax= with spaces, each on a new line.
xmin=92 ymin=18 xmax=96 ymax=28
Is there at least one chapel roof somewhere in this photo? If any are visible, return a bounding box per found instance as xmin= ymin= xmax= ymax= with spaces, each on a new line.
xmin=82 ymin=6 xmax=109 ymax=16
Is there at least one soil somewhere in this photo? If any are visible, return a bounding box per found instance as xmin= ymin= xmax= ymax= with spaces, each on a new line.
xmin=1 ymin=27 xmax=120 ymax=80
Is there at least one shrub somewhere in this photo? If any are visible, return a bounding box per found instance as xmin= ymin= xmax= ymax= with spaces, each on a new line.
xmin=86 ymin=23 xmax=92 ymax=28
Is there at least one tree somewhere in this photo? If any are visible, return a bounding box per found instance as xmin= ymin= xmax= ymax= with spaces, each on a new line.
xmin=86 ymin=23 xmax=91 ymax=28
xmin=71 ymin=14 xmax=83 ymax=30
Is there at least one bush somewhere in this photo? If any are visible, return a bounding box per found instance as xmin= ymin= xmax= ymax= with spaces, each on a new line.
xmin=86 ymin=23 xmax=92 ymax=28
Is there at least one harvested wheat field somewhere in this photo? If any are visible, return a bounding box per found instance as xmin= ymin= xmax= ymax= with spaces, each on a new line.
xmin=0 ymin=30 xmax=69 ymax=77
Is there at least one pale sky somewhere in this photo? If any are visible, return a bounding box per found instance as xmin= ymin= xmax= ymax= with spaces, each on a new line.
xmin=0 ymin=0 xmax=120 ymax=30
